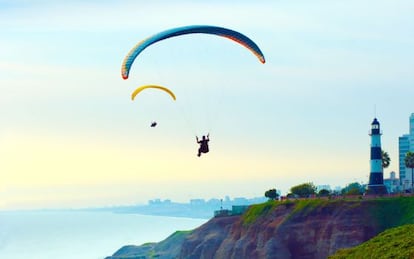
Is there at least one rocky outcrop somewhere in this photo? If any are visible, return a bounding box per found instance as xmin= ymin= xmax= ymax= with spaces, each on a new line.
xmin=107 ymin=196 xmax=414 ymax=259
xmin=107 ymin=230 xmax=191 ymax=259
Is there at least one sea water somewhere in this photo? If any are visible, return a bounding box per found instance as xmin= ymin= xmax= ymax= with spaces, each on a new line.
xmin=0 ymin=211 xmax=208 ymax=259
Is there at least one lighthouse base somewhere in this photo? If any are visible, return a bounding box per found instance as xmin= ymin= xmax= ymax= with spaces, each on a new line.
xmin=366 ymin=185 xmax=388 ymax=195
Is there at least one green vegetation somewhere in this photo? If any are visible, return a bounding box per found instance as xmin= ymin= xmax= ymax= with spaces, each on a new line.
xmin=382 ymin=149 xmax=391 ymax=169
xmin=405 ymin=151 xmax=414 ymax=192
xmin=242 ymin=196 xmax=414 ymax=229
xmin=318 ymin=189 xmax=331 ymax=197
xmin=290 ymin=182 xmax=317 ymax=198
xmin=243 ymin=198 xmax=339 ymax=226
xmin=171 ymin=230 xmax=192 ymax=236
xmin=290 ymin=198 xmax=330 ymax=216
xmin=264 ymin=188 xmax=279 ymax=200
xmin=366 ymin=197 xmax=414 ymax=230
xmin=242 ymin=200 xmax=279 ymax=225
xmin=330 ymin=224 xmax=414 ymax=259
xmin=341 ymin=182 xmax=364 ymax=195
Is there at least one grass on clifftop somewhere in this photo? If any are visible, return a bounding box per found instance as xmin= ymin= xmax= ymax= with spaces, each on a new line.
xmin=242 ymin=200 xmax=279 ymax=225
xmin=329 ymin=224 xmax=414 ymax=259
xmin=242 ymin=196 xmax=414 ymax=227
xmin=289 ymin=198 xmax=331 ymax=216
xmin=242 ymin=198 xmax=341 ymax=226
xmin=242 ymin=199 xmax=347 ymax=226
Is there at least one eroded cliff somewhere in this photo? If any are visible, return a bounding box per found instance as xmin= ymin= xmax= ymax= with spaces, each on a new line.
xmin=107 ymin=196 xmax=414 ymax=259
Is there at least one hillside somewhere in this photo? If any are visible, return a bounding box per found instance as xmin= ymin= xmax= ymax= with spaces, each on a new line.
xmin=108 ymin=230 xmax=191 ymax=259
xmin=106 ymin=196 xmax=414 ymax=259
xmin=329 ymin=224 xmax=414 ymax=259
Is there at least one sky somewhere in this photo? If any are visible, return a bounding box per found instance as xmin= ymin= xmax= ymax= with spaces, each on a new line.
xmin=1 ymin=0 xmax=414 ymax=210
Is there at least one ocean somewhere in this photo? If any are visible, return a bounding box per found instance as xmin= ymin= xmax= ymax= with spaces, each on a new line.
xmin=0 ymin=211 xmax=208 ymax=259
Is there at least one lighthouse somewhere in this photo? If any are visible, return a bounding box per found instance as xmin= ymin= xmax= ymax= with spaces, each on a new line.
xmin=366 ymin=118 xmax=387 ymax=194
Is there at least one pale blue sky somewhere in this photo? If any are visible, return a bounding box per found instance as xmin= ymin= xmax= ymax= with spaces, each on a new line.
xmin=1 ymin=0 xmax=414 ymax=209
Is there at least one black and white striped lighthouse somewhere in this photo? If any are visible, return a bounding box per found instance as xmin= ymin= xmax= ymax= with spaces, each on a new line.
xmin=366 ymin=118 xmax=387 ymax=194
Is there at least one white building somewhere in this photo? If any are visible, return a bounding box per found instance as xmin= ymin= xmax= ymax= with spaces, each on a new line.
xmin=384 ymin=171 xmax=400 ymax=194
xmin=399 ymin=113 xmax=414 ymax=190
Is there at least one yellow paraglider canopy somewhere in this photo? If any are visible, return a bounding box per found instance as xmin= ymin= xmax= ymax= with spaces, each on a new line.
xmin=131 ymin=85 xmax=176 ymax=101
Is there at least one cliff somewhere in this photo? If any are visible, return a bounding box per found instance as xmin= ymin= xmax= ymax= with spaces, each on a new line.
xmin=107 ymin=196 xmax=414 ymax=259
xmin=108 ymin=230 xmax=190 ymax=259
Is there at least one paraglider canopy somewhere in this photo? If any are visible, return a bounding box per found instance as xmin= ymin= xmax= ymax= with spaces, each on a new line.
xmin=131 ymin=85 xmax=176 ymax=101
xmin=130 ymin=85 xmax=175 ymax=129
xmin=121 ymin=25 xmax=266 ymax=80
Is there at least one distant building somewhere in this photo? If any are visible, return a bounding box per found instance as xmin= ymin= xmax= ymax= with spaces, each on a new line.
xmin=148 ymin=198 xmax=162 ymax=205
xmin=231 ymin=205 xmax=249 ymax=215
xmin=384 ymin=171 xmax=400 ymax=193
xmin=190 ymin=199 xmax=205 ymax=206
xmin=214 ymin=209 xmax=231 ymax=217
xmin=411 ymin=114 xmax=414 ymax=140
xmin=214 ymin=205 xmax=249 ymax=217
xmin=148 ymin=199 xmax=171 ymax=205
xmin=399 ymin=134 xmax=410 ymax=187
xmin=207 ymin=198 xmax=221 ymax=206
xmin=399 ymin=113 xmax=414 ymax=190
xmin=333 ymin=186 xmax=342 ymax=193
xmin=232 ymin=197 xmax=249 ymax=205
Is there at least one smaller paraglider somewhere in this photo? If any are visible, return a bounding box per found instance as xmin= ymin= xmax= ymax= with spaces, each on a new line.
xmin=131 ymin=85 xmax=176 ymax=128
xmin=196 ymin=134 xmax=210 ymax=157
xmin=131 ymin=85 xmax=176 ymax=101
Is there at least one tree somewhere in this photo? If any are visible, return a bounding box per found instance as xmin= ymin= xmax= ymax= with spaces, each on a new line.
xmin=382 ymin=150 xmax=391 ymax=169
xmin=318 ymin=189 xmax=331 ymax=197
xmin=404 ymin=151 xmax=414 ymax=192
xmin=290 ymin=182 xmax=316 ymax=198
xmin=342 ymin=182 xmax=364 ymax=195
xmin=265 ymin=189 xmax=279 ymax=200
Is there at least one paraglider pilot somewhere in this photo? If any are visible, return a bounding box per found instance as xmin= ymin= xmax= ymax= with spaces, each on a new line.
xmin=196 ymin=134 xmax=210 ymax=157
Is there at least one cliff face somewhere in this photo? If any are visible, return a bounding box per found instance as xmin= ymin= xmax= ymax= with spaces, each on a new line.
xmin=108 ymin=197 xmax=414 ymax=259
xmin=180 ymin=197 xmax=414 ymax=259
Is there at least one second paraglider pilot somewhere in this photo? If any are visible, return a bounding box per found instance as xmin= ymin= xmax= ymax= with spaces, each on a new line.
xmin=196 ymin=134 xmax=210 ymax=157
